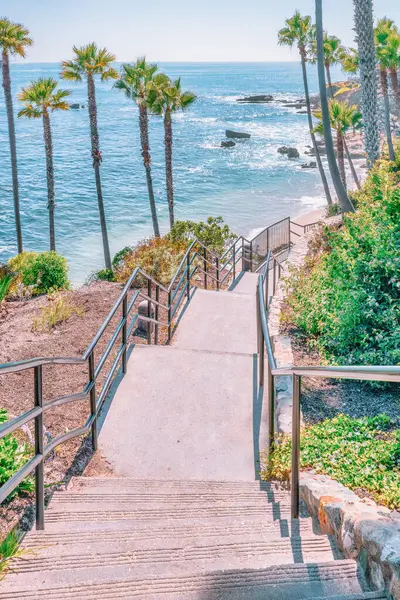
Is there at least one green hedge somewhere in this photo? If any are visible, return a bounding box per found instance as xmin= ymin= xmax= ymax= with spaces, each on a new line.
xmin=286 ymin=160 xmax=400 ymax=366
xmin=8 ymin=251 xmax=69 ymax=296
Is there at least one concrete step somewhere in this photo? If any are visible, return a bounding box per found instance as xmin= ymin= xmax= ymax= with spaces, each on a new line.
xmin=44 ymin=502 xmax=295 ymax=523
xmin=30 ymin=515 xmax=317 ymax=535
xmin=21 ymin=530 xmax=339 ymax=558
xmin=173 ymin=288 xmax=257 ymax=354
xmin=10 ymin=538 xmax=341 ymax=578
xmin=0 ymin=560 xmax=374 ymax=599
xmin=229 ymin=271 xmax=260 ymax=295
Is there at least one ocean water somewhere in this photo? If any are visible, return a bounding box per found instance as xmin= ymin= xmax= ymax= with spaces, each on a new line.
xmin=0 ymin=62 xmax=338 ymax=284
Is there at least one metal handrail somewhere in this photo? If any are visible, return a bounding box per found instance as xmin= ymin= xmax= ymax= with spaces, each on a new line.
xmin=0 ymin=213 xmax=298 ymax=530
xmin=256 ymin=253 xmax=400 ymax=521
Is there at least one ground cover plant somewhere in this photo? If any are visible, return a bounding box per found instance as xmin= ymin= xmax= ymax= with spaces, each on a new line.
xmin=285 ymin=158 xmax=400 ymax=367
xmin=0 ymin=409 xmax=33 ymax=500
xmin=261 ymin=414 xmax=400 ymax=509
xmin=32 ymin=294 xmax=85 ymax=332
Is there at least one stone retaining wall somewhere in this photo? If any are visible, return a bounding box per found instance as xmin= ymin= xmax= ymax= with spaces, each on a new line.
xmin=267 ymin=218 xmax=400 ymax=599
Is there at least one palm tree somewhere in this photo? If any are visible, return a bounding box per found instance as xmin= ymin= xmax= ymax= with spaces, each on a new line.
xmin=315 ymin=0 xmax=354 ymax=212
xmin=61 ymin=43 xmax=118 ymax=270
xmin=0 ymin=18 xmax=33 ymax=253
xmin=147 ymin=75 xmax=196 ymax=228
xmin=375 ymin=22 xmax=396 ymax=161
xmin=115 ymin=58 xmax=160 ymax=237
xmin=309 ymin=32 xmax=346 ymax=96
xmin=278 ymin=12 xmax=333 ymax=207
xmin=353 ymin=0 xmax=380 ymax=166
xmin=314 ymin=100 xmax=363 ymax=190
xmin=341 ymin=47 xmax=360 ymax=75
xmin=374 ymin=17 xmax=400 ymax=112
xmin=18 ymin=78 xmax=70 ymax=250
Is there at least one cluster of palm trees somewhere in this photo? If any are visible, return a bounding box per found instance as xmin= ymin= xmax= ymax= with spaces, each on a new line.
xmin=0 ymin=19 xmax=196 ymax=270
xmin=279 ymin=1 xmax=400 ymax=213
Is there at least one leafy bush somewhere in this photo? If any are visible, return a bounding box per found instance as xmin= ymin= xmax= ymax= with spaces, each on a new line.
xmin=32 ymin=295 xmax=85 ymax=332
xmin=286 ymin=159 xmax=400 ymax=366
xmin=261 ymin=414 xmax=400 ymax=509
xmin=0 ymin=274 xmax=13 ymax=302
xmin=8 ymin=251 xmax=69 ymax=296
xmin=114 ymin=237 xmax=188 ymax=287
xmin=96 ymin=268 xmax=115 ymax=282
xmin=168 ymin=216 xmax=236 ymax=253
xmin=0 ymin=409 xmax=33 ymax=500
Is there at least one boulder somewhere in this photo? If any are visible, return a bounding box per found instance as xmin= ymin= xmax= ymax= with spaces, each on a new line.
xmin=278 ymin=146 xmax=300 ymax=159
xmin=237 ymin=94 xmax=273 ymax=103
xmin=301 ymin=161 xmax=317 ymax=169
xmin=226 ymin=130 xmax=251 ymax=139
xmin=70 ymin=103 xmax=85 ymax=109
xmin=297 ymin=110 xmax=308 ymax=114
xmin=137 ymin=300 xmax=154 ymax=334
xmin=221 ymin=140 xmax=236 ymax=148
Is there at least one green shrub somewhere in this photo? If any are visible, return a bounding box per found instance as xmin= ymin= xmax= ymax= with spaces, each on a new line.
xmin=32 ymin=295 xmax=85 ymax=332
xmin=8 ymin=251 xmax=69 ymax=296
xmin=114 ymin=236 xmax=188 ymax=287
xmin=168 ymin=216 xmax=236 ymax=253
xmin=96 ymin=268 xmax=115 ymax=282
xmin=0 ymin=275 xmax=13 ymax=302
xmin=261 ymin=414 xmax=400 ymax=509
xmin=286 ymin=159 xmax=400 ymax=367
xmin=0 ymin=409 xmax=33 ymax=500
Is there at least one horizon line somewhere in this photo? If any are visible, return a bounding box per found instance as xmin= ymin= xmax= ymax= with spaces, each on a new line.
xmin=16 ymin=59 xmax=303 ymax=65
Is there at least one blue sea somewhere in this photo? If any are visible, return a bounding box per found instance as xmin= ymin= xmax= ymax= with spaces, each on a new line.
xmin=0 ymin=62 xmax=338 ymax=284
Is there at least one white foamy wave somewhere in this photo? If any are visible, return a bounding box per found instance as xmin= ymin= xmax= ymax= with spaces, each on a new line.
xmin=299 ymin=195 xmax=326 ymax=208
xmin=119 ymin=106 xmax=136 ymax=112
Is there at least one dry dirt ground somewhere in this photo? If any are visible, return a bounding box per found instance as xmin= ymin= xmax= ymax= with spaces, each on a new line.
xmin=285 ymin=325 xmax=400 ymax=425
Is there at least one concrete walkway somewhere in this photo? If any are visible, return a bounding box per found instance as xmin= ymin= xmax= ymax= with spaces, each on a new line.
xmin=99 ymin=272 xmax=264 ymax=480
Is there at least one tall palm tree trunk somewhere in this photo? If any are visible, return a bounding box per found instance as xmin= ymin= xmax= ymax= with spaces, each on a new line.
xmin=325 ymin=63 xmax=334 ymax=97
xmin=139 ymin=103 xmax=160 ymax=237
xmin=316 ymin=0 xmax=354 ymax=212
xmin=42 ymin=108 xmax=56 ymax=250
xmin=337 ymin=132 xmax=346 ymax=189
xmin=389 ymin=68 xmax=400 ymax=115
xmin=344 ymin=137 xmax=361 ymax=190
xmin=380 ymin=69 xmax=396 ymax=161
xmin=164 ymin=108 xmax=175 ymax=228
xmin=300 ymin=48 xmax=333 ymax=206
xmin=353 ymin=0 xmax=380 ymax=166
xmin=2 ymin=51 xmax=23 ymax=253
xmin=87 ymin=73 xmax=112 ymax=270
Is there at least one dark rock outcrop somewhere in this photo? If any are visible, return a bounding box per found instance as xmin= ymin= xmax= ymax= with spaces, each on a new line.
xmin=278 ymin=146 xmax=300 ymax=159
xmin=226 ymin=130 xmax=251 ymax=139
xmin=236 ymin=95 xmax=273 ymax=103
xmin=301 ymin=161 xmax=317 ymax=169
xmin=221 ymin=140 xmax=236 ymax=148
xmin=70 ymin=103 xmax=85 ymax=109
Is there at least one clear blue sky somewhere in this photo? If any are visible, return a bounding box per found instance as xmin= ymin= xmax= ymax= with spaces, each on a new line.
xmin=8 ymin=0 xmax=400 ymax=63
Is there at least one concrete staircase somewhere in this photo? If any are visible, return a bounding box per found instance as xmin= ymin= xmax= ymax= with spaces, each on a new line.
xmin=1 ymin=272 xmax=385 ymax=598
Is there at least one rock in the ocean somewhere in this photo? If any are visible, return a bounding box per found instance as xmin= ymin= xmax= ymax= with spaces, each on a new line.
xmin=237 ymin=95 xmax=273 ymax=103
xmin=278 ymin=146 xmax=300 ymax=159
xmin=221 ymin=140 xmax=236 ymax=148
xmin=226 ymin=130 xmax=251 ymax=139
xmin=70 ymin=103 xmax=85 ymax=109
xmin=301 ymin=161 xmax=317 ymax=169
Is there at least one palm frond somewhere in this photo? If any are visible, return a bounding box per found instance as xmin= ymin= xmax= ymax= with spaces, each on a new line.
xmin=0 ymin=18 xmax=33 ymax=56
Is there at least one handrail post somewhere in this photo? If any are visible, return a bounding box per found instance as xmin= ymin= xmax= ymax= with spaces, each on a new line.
xmin=88 ymin=352 xmax=97 ymax=452
xmin=155 ymin=285 xmax=159 ymax=345
xmin=168 ymin=291 xmax=172 ymax=343
xmin=233 ymin=242 xmax=236 ymax=281
xmin=216 ymin=257 xmax=220 ymax=291
xmin=273 ymin=259 xmax=277 ymax=295
xmin=147 ymin=279 xmax=152 ymax=345
xmin=257 ymin=283 xmax=265 ymax=387
xmin=265 ymin=265 xmax=269 ymax=309
xmin=291 ymin=374 xmax=301 ymax=519
xmin=250 ymin=240 xmax=253 ymax=272
xmin=267 ymin=361 xmax=274 ymax=458
xmin=34 ymin=365 xmax=44 ymax=530
xmin=186 ymin=253 xmax=190 ymax=301
xmin=122 ymin=295 xmax=128 ymax=374
xmin=203 ymin=247 xmax=207 ymax=289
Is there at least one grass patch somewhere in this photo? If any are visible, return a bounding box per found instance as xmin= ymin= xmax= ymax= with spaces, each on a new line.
xmin=0 ymin=530 xmax=30 ymax=580
xmin=261 ymin=414 xmax=400 ymax=509
xmin=32 ymin=295 xmax=84 ymax=332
